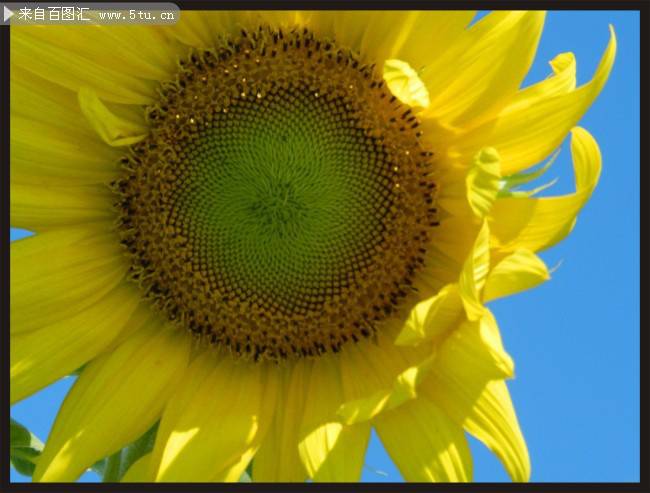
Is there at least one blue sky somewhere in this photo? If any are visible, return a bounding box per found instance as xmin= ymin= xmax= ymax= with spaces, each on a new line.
xmin=10 ymin=10 xmax=640 ymax=483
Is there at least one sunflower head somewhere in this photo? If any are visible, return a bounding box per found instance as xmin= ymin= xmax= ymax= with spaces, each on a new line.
xmin=113 ymin=26 xmax=439 ymax=361
xmin=9 ymin=10 xmax=615 ymax=484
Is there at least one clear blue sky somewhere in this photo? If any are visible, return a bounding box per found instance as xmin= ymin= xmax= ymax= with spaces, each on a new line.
xmin=10 ymin=10 xmax=640 ymax=483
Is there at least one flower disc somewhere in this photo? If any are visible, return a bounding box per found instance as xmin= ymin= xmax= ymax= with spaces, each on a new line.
xmin=115 ymin=26 xmax=438 ymax=360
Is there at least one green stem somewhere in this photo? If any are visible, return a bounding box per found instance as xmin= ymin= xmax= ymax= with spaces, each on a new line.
xmin=102 ymin=451 xmax=122 ymax=483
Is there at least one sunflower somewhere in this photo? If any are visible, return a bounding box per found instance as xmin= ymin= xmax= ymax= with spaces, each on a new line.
xmin=10 ymin=10 xmax=615 ymax=483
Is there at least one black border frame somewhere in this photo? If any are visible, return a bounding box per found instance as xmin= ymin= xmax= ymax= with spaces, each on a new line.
xmin=0 ymin=1 xmax=646 ymax=492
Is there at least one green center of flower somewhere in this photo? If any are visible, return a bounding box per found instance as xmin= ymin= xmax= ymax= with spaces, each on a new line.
xmin=178 ymin=88 xmax=394 ymax=315
xmin=114 ymin=26 xmax=438 ymax=361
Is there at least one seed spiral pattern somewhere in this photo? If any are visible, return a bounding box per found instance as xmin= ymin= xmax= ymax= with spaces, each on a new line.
xmin=114 ymin=26 xmax=438 ymax=360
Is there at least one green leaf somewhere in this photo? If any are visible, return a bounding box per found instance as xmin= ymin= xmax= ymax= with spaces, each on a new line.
xmin=10 ymin=418 xmax=32 ymax=448
xmin=116 ymin=421 xmax=159 ymax=481
xmin=95 ymin=421 xmax=160 ymax=482
xmin=239 ymin=460 xmax=253 ymax=482
xmin=102 ymin=451 xmax=123 ymax=483
xmin=90 ymin=457 xmax=107 ymax=476
xmin=10 ymin=417 xmax=44 ymax=478
xmin=11 ymin=448 xmax=40 ymax=477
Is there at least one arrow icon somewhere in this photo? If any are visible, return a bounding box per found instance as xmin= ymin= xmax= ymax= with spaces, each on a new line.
xmin=4 ymin=5 xmax=14 ymax=22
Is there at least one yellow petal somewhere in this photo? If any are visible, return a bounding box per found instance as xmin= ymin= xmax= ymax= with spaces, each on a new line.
xmin=20 ymin=25 xmax=183 ymax=81
xmin=382 ymin=11 xmax=476 ymax=70
xmin=78 ymin=87 xmax=148 ymax=146
xmin=337 ymin=353 xmax=435 ymax=425
xmin=308 ymin=11 xmax=469 ymax=67
xmin=10 ymin=282 xmax=147 ymax=404
xmin=459 ymin=221 xmax=490 ymax=320
xmin=383 ymin=59 xmax=430 ymax=108
xmin=317 ymin=11 xmax=469 ymax=69
xmin=307 ymin=11 xmax=377 ymax=55
xmin=360 ymin=12 xmax=452 ymax=64
xmin=253 ymin=362 xmax=309 ymax=482
xmin=12 ymin=65 xmax=112 ymax=144
xmin=34 ymin=322 xmax=191 ymax=482
xmin=149 ymin=353 xmax=278 ymax=482
xmin=11 ymin=27 xmax=156 ymax=104
xmin=224 ymin=448 xmax=257 ymax=482
xmin=423 ymin=377 xmax=529 ymax=482
xmin=451 ymin=27 xmax=615 ymax=175
xmin=374 ymin=397 xmax=472 ymax=481
xmin=248 ymin=10 xmax=304 ymax=26
xmin=11 ymin=229 xmax=125 ymax=334
xmin=503 ymin=52 xmax=577 ymax=115
xmin=395 ymin=284 xmax=463 ymax=346
xmin=169 ymin=11 xmax=311 ymax=58
xmin=466 ymin=147 xmax=501 ymax=218
xmin=298 ymin=356 xmax=370 ymax=481
xmin=300 ymin=421 xmax=371 ymax=482
xmin=434 ymin=311 xmax=514 ymax=383
xmin=483 ymin=249 xmax=550 ymax=302
xmin=166 ymin=11 xmax=247 ymax=48
xmin=11 ymin=115 xmax=121 ymax=186
xmin=121 ymin=453 xmax=151 ymax=483
xmin=489 ymin=127 xmax=602 ymax=253
xmin=421 ymin=308 xmax=527 ymax=481
xmin=337 ymin=338 xmax=400 ymax=425
xmin=165 ymin=11 xmax=216 ymax=47
xmin=11 ymin=183 xmax=114 ymax=231
xmin=498 ymin=151 xmax=560 ymax=199
xmin=422 ymin=11 xmax=546 ymax=126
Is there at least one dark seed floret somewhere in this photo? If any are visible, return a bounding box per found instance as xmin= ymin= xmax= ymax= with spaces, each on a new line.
xmin=114 ymin=26 xmax=438 ymax=361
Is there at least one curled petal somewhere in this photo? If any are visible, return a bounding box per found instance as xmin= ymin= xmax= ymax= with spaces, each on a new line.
xmin=489 ymin=127 xmax=602 ymax=253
